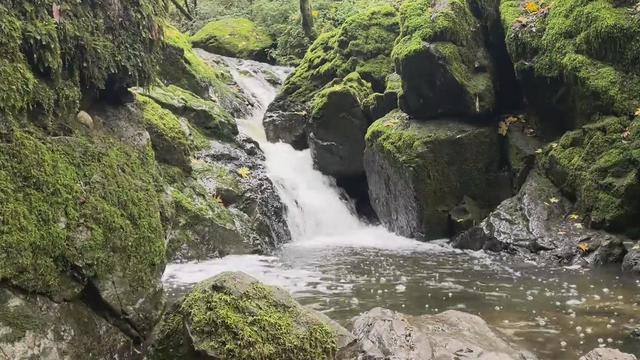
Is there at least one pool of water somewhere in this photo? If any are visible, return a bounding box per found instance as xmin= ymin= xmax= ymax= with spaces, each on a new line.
xmin=163 ymin=237 xmax=640 ymax=359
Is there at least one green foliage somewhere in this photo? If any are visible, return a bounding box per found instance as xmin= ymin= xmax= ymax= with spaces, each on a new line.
xmin=191 ymin=18 xmax=273 ymax=60
xmin=0 ymin=129 xmax=165 ymax=297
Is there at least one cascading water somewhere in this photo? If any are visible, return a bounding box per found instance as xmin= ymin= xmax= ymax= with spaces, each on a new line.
xmin=162 ymin=52 xmax=640 ymax=359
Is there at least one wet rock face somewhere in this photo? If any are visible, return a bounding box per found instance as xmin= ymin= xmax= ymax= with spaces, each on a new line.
xmin=149 ymin=272 xmax=344 ymax=360
xmin=0 ymin=288 xmax=138 ymax=360
xmin=164 ymin=136 xmax=291 ymax=262
xmin=263 ymin=103 xmax=309 ymax=150
xmin=394 ymin=0 xmax=496 ymax=119
xmin=348 ymin=308 xmax=536 ymax=360
xmin=623 ymin=245 xmax=640 ymax=275
xmin=453 ymin=171 xmax=628 ymax=267
xmin=580 ymin=348 xmax=638 ymax=360
xmin=309 ymin=74 xmax=374 ymax=178
xmin=364 ymin=110 xmax=511 ymax=240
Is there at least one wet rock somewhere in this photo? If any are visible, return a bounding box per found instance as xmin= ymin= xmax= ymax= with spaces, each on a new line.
xmin=0 ymin=288 xmax=137 ymax=360
xmin=309 ymin=73 xmax=373 ymax=178
xmin=149 ymin=272 xmax=345 ymax=360
xmin=393 ymin=0 xmax=495 ymax=118
xmin=263 ymin=104 xmax=309 ymax=150
xmin=500 ymin=0 xmax=640 ymax=137
xmin=622 ymin=243 xmax=640 ymax=275
xmin=191 ymin=18 xmax=273 ymax=62
xmin=453 ymin=170 xmax=629 ymax=267
xmin=164 ymin=137 xmax=291 ymax=262
xmin=506 ymin=121 xmax=543 ymax=191
xmin=364 ymin=110 xmax=511 ymax=240
xmin=580 ymin=348 xmax=638 ymax=360
xmin=348 ymin=307 xmax=536 ymax=360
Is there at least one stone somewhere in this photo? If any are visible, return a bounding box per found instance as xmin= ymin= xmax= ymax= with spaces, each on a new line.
xmin=623 ymin=243 xmax=640 ymax=275
xmin=393 ymin=0 xmax=495 ymax=118
xmin=453 ymin=170 xmax=629 ymax=267
xmin=580 ymin=348 xmax=638 ymax=360
xmin=76 ymin=110 xmax=94 ymax=129
xmin=309 ymin=73 xmax=373 ymax=178
xmin=364 ymin=110 xmax=511 ymax=240
xmin=149 ymin=272 xmax=346 ymax=360
xmin=348 ymin=307 xmax=536 ymax=360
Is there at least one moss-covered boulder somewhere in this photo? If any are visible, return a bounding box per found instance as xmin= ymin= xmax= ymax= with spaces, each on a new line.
xmin=149 ymin=272 xmax=346 ymax=360
xmin=500 ymin=0 xmax=640 ymax=137
xmin=265 ymin=5 xmax=400 ymax=147
xmin=540 ymin=116 xmax=640 ymax=237
xmin=141 ymin=85 xmax=238 ymax=140
xmin=191 ymin=18 xmax=273 ymax=61
xmin=309 ymin=72 xmax=374 ymax=178
xmin=364 ymin=110 xmax=511 ymax=240
xmin=393 ymin=0 xmax=496 ymax=118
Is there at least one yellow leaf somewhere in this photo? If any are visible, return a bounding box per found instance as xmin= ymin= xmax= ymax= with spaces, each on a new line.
xmin=212 ymin=195 xmax=224 ymax=207
xmin=525 ymin=1 xmax=540 ymax=13
xmin=237 ymin=167 xmax=251 ymax=179
xmin=577 ymin=243 xmax=590 ymax=253
xmin=568 ymin=214 xmax=580 ymax=221
xmin=498 ymin=121 xmax=509 ymax=136
xmin=635 ymin=107 xmax=640 ymax=117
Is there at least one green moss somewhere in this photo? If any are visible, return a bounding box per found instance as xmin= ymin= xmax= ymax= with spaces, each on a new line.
xmin=140 ymin=85 xmax=238 ymax=141
xmin=540 ymin=116 xmax=640 ymax=236
xmin=191 ymin=18 xmax=273 ymax=60
xmin=311 ymin=72 xmax=373 ymax=116
xmin=0 ymin=129 xmax=165 ymax=297
xmin=0 ymin=2 xmax=164 ymax=129
xmin=279 ymin=6 xmax=400 ymax=107
xmin=501 ymin=0 xmax=640 ymax=123
xmin=151 ymin=273 xmax=337 ymax=360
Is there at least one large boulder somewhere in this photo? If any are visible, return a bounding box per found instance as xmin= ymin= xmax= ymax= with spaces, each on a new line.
xmin=309 ymin=73 xmax=373 ymax=178
xmin=265 ymin=5 xmax=400 ymax=147
xmin=393 ymin=0 xmax=496 ymax=118
xmin=453 ymin=170 xmax=628 ymax=267
xmin=622 ymin=243 xmax=640 ymax=275
xmin=364 ymin=110 xmax=511 ymax=240
xmin=540 ymin=116 xmax=640 ymax=238
xmin=500 ymin=0 xmax=640 ymax=137
xmin=191 ymin=18 xmax=273 ymax=62
xmin=349 ymin=307 xmax=536 ymax=360
xmin=149 ymin=272 xmax=351 ymax=360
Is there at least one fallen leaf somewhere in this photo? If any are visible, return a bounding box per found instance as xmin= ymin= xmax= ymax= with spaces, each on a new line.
xmin=578 ymin=243 xmax=590 ymax=253
xmin=568 ymin=214 xmax=580 ymax=221
xmin=52 ymin=2 xmax=62 ymax=22
xmin=525 ymin=1 xmax=540 ymax=14
xmin=237 ymin=167 xmax=251 ymax=178
xmin=498 ymin=121 xmax=509 ymax=136
xmin=635 ymin=107 xmax=640 ymax=117
xmin=535 ymin=148 xmax=543 ymax=154
xmin=549 ymin=197 xmax=559 ymax=203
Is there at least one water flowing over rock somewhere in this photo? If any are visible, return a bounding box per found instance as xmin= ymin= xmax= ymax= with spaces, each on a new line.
xmin=453 ymin=171 xmax=628 ymax=267
xmin=347 ymin=307 xmax=536 ymax=360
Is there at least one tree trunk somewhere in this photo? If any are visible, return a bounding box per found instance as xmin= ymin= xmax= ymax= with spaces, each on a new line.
xmin=300 ymin=0 xmax=316 ymax=40
xmin=170 ymin=0 xmax=193 ymax=20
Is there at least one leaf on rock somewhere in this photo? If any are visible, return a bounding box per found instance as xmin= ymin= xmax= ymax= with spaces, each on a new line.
xmin=237 ymin=167 xmax=251 ymax=179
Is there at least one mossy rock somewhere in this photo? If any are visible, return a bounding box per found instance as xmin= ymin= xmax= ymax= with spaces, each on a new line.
xmin=540 ymin=116 xmax=640 ymax=237
xmin=500 ymin=0 xmax=640 ymax=137
xmin=136 ymin=94 xmax=209 ymax=171
xmin=140 ymin=85 xmax=238 ymax=141
xmin=149 ymin=272 xmax=341 ymax=360
xmin=0 ymin=2 xmax=163 ymax=131
xmin=392 ymin=0 xmax=495 ymax=118
xmin=265 ymin=6 xmax=400 ymax=146
xmin=0 ymin=128 xmax=165 ymax=304
xmin=364 ymin=110 xmax=511 ymax=240
xmin=191 ymin=18 xmax=273 ymax=61
xmin=309 ymin=72 xmax=374 ymax=177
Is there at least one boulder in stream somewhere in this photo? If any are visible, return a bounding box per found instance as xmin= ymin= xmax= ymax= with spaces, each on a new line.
xmin=347 ymin=307 xmax=536 ymax=360
xmin=364 ymin=110 xmax=511 ymax=240
xmin=149 ymin=272 xmax=353 ymax=360
xmin=453 ymin=170 xmax=628 ymax=267
xmin=191 ymin=18 xmax=273 ymax=62
xmin=580 ymin=348 xmax=638 ymax=360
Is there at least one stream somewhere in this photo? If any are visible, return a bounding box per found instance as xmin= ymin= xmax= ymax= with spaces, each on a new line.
xmin=162 ymin=53 xmax=640 ymax=359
